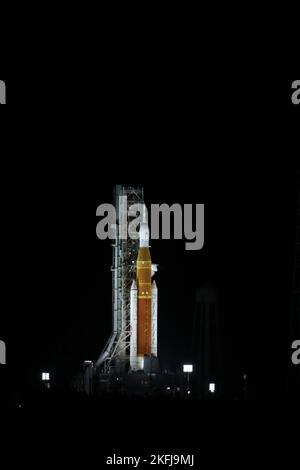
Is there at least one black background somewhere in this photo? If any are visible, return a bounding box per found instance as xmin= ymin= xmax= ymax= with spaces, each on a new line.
xmin=1 ymin=5 xmax=299 ymax=466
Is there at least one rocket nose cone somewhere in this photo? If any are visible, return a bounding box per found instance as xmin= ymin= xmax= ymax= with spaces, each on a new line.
xmin=142 ymin=204 xmax=148 ymax=223
xmin=131 ymin=280 xmax=137 ymax=289
xmin=152 ymin=280 xmax=157 ymax=290
xmin=139 ymin=204 xmax=150 ymax=247
xmin=139 ymin=222 xmax=150 ymax=247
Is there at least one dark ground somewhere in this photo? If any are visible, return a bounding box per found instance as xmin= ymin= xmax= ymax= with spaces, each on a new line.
xmin=1 ymin=391 xmax=300 ymax=467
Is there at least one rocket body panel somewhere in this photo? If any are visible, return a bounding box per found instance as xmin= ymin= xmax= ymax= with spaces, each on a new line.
xmin=137 ymin=247 xmax=152 ymax=358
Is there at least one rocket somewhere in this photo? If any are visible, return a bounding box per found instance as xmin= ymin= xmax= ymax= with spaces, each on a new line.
xmin=130 ymin=206 xmax=158 ymax=371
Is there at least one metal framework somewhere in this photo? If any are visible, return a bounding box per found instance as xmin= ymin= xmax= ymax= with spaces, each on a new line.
xmin=96 ymin=185 xmax=144 ymax=373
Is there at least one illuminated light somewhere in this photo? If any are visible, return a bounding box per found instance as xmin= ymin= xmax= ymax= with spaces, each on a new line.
xmin=42 ymin=372 xmax=50 ymax=381
xmin=166 ymin=386 xmax=170 ymax=390
xmin=187 ymin=390 xmax=191 ymax=395
xmin=209 ymin=383 xmax=215 ymax=393
xmin=183 ymin=365 xmax=193 ymax=373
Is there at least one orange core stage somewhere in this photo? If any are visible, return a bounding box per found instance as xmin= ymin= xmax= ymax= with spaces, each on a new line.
xmin=136 ymin=247 xmax=152 ymax=357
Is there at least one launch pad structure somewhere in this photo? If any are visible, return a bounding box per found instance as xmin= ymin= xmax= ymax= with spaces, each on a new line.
xmin=95 ymin=185 xmax=158 ymax=376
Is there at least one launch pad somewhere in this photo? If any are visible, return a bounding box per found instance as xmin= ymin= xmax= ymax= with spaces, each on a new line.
xmin=82 ymin=367 xmax=188 ymax=398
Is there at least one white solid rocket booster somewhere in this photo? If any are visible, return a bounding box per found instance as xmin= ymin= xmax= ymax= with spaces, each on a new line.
xmin=151 ymin=280 xmax=158 ymax=357
xmin=130 ymin=280 xmax=138 ymax=370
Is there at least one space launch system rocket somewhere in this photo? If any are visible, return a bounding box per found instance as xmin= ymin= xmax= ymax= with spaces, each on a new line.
xmin=130 ymin=207 xmax=158 ymax=371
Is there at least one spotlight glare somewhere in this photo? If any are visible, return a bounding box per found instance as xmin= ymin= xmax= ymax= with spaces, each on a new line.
xmin=42 ymin=372 xmax=50 ymax=381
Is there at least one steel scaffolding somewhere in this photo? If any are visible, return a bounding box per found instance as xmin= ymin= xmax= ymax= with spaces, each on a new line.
xmin=96 ymin=185 xmax=144 ymax=373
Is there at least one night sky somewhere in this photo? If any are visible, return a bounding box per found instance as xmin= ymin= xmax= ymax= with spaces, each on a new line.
xmin=1 ymin=6 xmax=299 ymax=400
